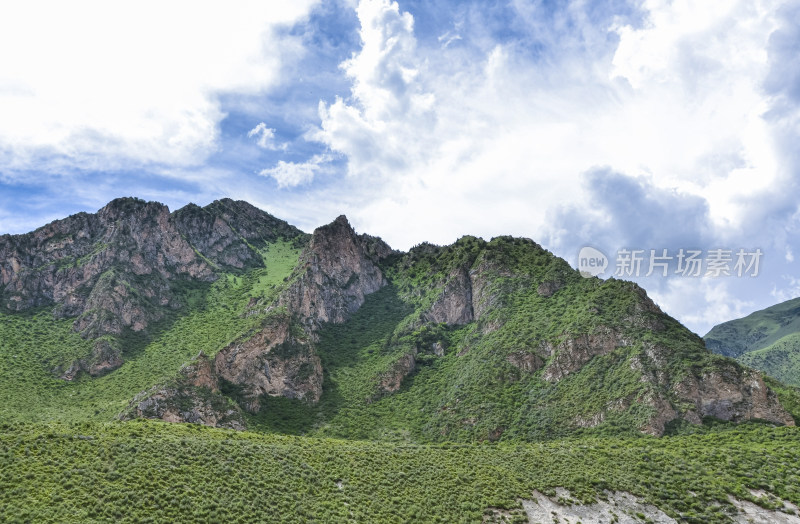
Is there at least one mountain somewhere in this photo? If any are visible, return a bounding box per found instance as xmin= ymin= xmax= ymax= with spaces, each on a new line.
xmin=0 ymin=198 xmax=797 ymax=440
xmin=4 ymin=197 xmax=800 ymax=523
xmin=0 ymin=197 xmax=304 ymax=379
xmin=705 ymin=297 xmax=800 ymax=387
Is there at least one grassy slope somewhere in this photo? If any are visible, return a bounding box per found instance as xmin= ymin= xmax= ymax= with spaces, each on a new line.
xmin=739 ymin=333 xmax=800 ymax=387
xmin=704 ymin=297 xmax=800 ymax=357
xmin=705 ymin=297 xmax=800 ymax=386
xmin=1 ymin=420 xmax=799 ymax=523
xmin=0 ymin=240 xmax=302 ymax=423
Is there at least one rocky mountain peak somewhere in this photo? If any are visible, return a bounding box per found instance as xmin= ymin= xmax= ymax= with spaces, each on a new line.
xmin=171 ymin=199 xmax=305 ymax=270
xmin=281 ymin=215 xmax=387 ymax=325
xmin=332 ymin=214 xmax=350 ymax=226
xmin=0 ymin=197 xmax=310 ymax=379
xmin=98 ymin=197 xmax=165 ymax=219
xmin=207 ymin=214 xmax=388 ymax=412
xmin=311 ymin=214 xmax=355 ymax=244
xmin=3 ymin=197 xmax=797 ymax=441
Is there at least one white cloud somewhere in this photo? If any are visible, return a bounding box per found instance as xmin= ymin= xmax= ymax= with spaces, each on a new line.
xmin=0 ymin=1 xmax=317 ymax=171
xmin=771 ymin=276 xmax=800 ymax=303
xmin=311 ymin=0 xmax=436 ymax=182
xmin=4 ymin=0 xmax=796 ymax=336
xmin=259 ymin=154 xmax=328 ymax=188
xmin=610 ymin=0 xmax=783 ymax=232
xmin=284 ymin=0 xmax=799 ymax=334
xmin=247 ymin=123 xmax=284 ymax=150
xmin=437 ymin=31 xmax=462 ymax=49
xmin=649 ymin=278 xmax=756 ymax=335
xmin=304 ymin=0 xmax=792 ymax=249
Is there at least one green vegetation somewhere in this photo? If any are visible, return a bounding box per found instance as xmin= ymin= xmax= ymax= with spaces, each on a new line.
xmin=3 ymin=219 xmax=800 ymax=523
xmin=764 ymin=375 xmax=800 ymax=426
xmin=275 ymin=237 xmax=733 ymax=441
xmin=705 ymin=297 xmax=800 ymax=386
xmin=1 ymin=420 xmax=799 ymax=523
xmin=740 ymin=333 xmax=800 ymax=387
xmin=0 ymin=239 xmax=302 ymax=424
xmin=3 ymin=233 xmax=797 ymax=443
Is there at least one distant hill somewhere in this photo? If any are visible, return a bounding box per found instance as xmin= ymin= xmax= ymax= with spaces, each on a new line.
xmin=705 ymin=297 xmax=800 ymax=387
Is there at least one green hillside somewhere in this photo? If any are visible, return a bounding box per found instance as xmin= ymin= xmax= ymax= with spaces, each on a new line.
xmin=6 ymin=233 xmax=796 ymax=440
xmin=2 ymin=420 xmax=799 ymax=523
xmin=705 ymin=297 xmax=800 ymax=386
xmin=0 ymin=239 xmax=302 ymax=423
xmin=278 ymin=236 xmax=798 ymax=441
xmin=3 ymin=201 xmax=800 ymax=523
xmin=739 ymin=333 xmax=800 ymax=387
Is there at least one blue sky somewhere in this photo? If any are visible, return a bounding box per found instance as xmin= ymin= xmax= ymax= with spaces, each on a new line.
xmin=1 ymin=0 xmax=799 ymax=335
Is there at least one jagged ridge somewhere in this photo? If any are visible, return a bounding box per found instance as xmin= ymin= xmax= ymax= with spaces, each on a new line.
xmin=0 ymin=197 xmax=303 ymax=378
xmin=1 ymin=198 xmax=796 ymax=440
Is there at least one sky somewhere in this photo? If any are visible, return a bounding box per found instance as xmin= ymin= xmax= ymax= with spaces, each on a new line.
xmin=1 ymin=0 xmax=799 ymax=335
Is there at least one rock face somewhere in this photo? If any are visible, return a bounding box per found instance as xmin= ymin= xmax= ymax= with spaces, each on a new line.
xmin=542 ymin=328 xmax=631 ymax=382
xmin=378 ymin=351 xmax=417 ymax=396
xmin=0 ymin=198 xmax=213 ymax=375
xmin=628 ymin=343 xmax=796 ymax=435
xmin=58 ymin=339 xmax=125 ymax=380
xmin=506 ymin=351 xmax=545 ymax=374
xmin=128 ymin=214 xmax=389 ymax=428
xmin=674 ymin=364 xmax=795 ymax=427
xmin=172 ymin=199 xmax=305 ymax=270
xmin=214 ymin=312 xmax=324 ymax=411
xmin=215 ymin=215 xmax=386 ymax=411
xmin=536 ymin=302 xmax=793 ymax=435
xmin=122 ymin=354 xmax=246 ymax=431
xmin=280 ymin=215 xmax=386 ymax=326
xmin=0 ymin=198 xmax=212 ymax=318
xmin=425 ymin=267 xmax=474 ymax=325
xmin=0 ymin=197 xmax=302 ymax=378
xmin=415 ymin=242 xmax=513 ymax=330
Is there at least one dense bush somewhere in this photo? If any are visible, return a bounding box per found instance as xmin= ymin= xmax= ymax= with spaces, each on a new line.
xmin=0 ymin=421 xmax=798 ymax=523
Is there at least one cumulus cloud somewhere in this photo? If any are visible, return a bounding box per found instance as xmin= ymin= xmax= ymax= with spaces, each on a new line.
xmin=307 ymin=0 xmax=791 ymax=245
xmin=291 ymin=0 xmax=800 ymax=333
xmin=771 ymin=276 xmax=800 ymax=303
xmin=328 ymin=0 xmax=796 ymax=245
xmin=609 ymin=0 xmax=785 ymax=232
xmin=5 ymin=0 xmax=799 ymax=335
xmin=259 ymin=154 xmax=329 ymax=188
xmin=0 ymin=1 xmax=317 ymax=172
xmin=546 ymin=168 xmax=713 ymax=258
xmin=247 ymin=123 xmax=284 ymax=150
xmin=312 ymin=0 xmax=436 ymax=180
xmin=649 ymin=278 xmax=757 ymax=336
